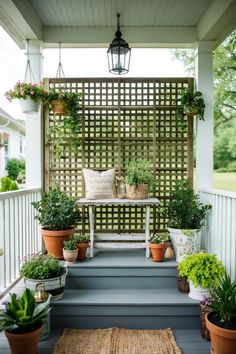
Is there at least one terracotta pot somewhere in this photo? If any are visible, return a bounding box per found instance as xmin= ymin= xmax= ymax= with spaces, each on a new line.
xmin=5 ymin=323 xmax=42 ymax=354
xmin=76 ymin=243 xmax=89 ymax=261
xmin=63 ymin=248 xmax=78 ymax=263
xmin=149 ymin=242 xmax=167 ymax=262
xmin=206 ymin=312 xmax=236 ymax=354
xmin=50 ymin=100 xmax=68 ymax=114
xmin=126 ymin=184 xmax=148 ymax=199
xmin=41 ymin=228 xmax=75 ymax=259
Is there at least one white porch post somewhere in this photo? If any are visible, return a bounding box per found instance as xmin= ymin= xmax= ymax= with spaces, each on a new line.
xmin=195 ymin=41 xmax=215 ymax=189
xmin=25 ymin=40 xmax=44 ymax=188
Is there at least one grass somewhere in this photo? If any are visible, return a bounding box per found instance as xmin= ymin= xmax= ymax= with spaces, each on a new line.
xmin=213 ymin=172 xmax=236 ymax=192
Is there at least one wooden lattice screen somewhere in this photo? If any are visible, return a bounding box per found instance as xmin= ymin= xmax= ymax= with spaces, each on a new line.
xmin=44 ymin=77 xmax=193 ymax=233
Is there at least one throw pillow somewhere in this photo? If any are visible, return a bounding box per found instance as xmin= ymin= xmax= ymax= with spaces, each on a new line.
xmin=82 ymin=168 xmax=116 ymax=199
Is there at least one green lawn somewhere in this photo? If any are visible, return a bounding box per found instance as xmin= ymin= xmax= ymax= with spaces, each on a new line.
xmin=213 ymin=172 xmax=236 ymax=192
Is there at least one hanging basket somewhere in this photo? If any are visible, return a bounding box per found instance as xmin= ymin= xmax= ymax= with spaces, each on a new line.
xmin=50 ymin=100 xmax=68 ymax=115
xmin=19 ymin=98 xmax=40 ymax=114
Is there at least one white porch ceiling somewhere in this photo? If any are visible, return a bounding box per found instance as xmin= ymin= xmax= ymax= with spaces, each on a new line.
xmin=0 ymin=0 xmax=236 ymax=49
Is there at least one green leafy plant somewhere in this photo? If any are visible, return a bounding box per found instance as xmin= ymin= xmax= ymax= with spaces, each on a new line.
xmin=177 ymin=88 xmax=205 ymax=121
xmin=46 ymin=88 xmax=83 ymax=158
xmin=63 ymin=238 xmax=77 ymax=250
xmin=73 ymin=234 xmax=90 ymax=244
xmin=167 ymin=179 xmax=211 ymax=230
xmin=0 ymin=288 xmax=50 ymax=334
xmin=0 ymin=176 xmax=18 ymax=192
xmin=32 ymin=185 xmax=81 ymax=230
xmin=209 ymin=273 xmax=236 ymax=326
xmin=6 ymin=158 xmax=24 ymax=180
xmin=125 ymin=159 xmax=153 ymax=187
xmin=178 ymin=253 xmax=225 ymax=288
xmin=149 ymin=233 xmax=170 ymax=244
xmin=5 ymin=81 xmax=46 ymax=103
xmin=20 ymin=254 xmax=64 ymax=279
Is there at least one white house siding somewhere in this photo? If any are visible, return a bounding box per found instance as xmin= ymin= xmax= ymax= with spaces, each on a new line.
xmin=0 ymin=108 xmax=25 ymax=179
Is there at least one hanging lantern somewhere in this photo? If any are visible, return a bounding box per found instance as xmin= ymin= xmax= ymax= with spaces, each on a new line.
xmin=107 ymin=13 xmax=131 ymax=75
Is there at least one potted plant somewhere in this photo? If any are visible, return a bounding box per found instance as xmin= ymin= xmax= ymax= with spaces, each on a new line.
xmin=5 ymin=81 xmax=46 ymax=114
xmin=178 ymin=88 xmax=205 ymax=120
xmin=206 ymin=273 xmax=236 ymax=353
xmin=0 ymin=288 xmax=51 ymax=354
xmin=167 ymin=179 xmax=211 ymax=262
xmin=200 ymin=295 xmax=213 ymax=340
xmin=32 ymin=185 xmax=81 ymax=259
xmin=125 ymin=159 xmax=153 ymax=199
xmin=20 ymin=254 xmax=67 ymax=300
xmin=178 ymin=253 xmax=225 ymax=300
xmin=45 ymin=88 xmax=83 ymax=158
xmin=73 ymin=233 xmax=90 ymax=261
xmin=63 ymin=238 xmax=78 ymax=264
xmin=149 ymin=233 xmax=169 ymax=262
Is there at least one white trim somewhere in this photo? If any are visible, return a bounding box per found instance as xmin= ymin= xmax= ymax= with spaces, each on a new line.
xmin=0 ymin=188 xmax=41 ymax=200
xmin=198 ymin=188 xmax=236 ymax=199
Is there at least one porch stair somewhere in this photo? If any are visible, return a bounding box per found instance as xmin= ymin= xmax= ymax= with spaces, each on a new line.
xmin=51 ymin=250 xmax=201 ymax=330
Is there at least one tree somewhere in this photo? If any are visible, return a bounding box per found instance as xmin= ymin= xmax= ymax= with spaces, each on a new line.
xmin=170 ymin=29 xmax=236 ymax=130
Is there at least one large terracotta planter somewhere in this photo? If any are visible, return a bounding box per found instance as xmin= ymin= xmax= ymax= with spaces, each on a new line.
xmin=206 ymin=312 xmax=236 ymax=354
xmin=41 ymin=228 xmax=75 ymax=259
xmin=77 ymin=243 xmax=89 ymax=261
xmin=149 ymin=242 xmax=167 ymax=262
xmin=5 ymin=323 xmax=42 ymax=354
xmin=168 ymin=228 xmax=199 ymax=263
xmin=126 ymin=184 xmax=148 ymax=199
xmin=50 ymin=100 xmax=68 ymax=115
xmin=63 ymin=248 xmax=78 ymax=264
xmin=19 ymin=98 xmax=40 ymax=114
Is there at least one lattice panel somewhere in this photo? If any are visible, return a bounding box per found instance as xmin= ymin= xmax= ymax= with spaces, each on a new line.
xmin=44 ymin=78 xmax=193 ymax=233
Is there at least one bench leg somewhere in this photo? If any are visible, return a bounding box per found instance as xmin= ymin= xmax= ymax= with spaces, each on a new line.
xmin=145 ymin=206 xmax=150 ymax=257
xmin=88 ymin=206 xmax=94 ymax=257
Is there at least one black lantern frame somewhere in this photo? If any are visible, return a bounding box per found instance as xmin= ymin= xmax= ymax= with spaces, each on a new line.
xmin=107 ymin=13 xmax=131 ymax=75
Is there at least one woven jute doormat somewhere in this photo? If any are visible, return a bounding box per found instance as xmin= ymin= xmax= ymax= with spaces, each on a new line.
xmin=53 ymin=327 xmax=182 ymax=354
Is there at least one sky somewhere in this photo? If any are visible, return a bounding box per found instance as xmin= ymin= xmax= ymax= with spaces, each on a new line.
xmin=0 ymin=25 xmax=188 ymax=120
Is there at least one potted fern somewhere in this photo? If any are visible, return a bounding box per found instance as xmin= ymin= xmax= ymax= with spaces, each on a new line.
xmin=32 ymin=185 xmax=81 ymax=259
xmin=167 ymin=179 xmax=211 ymax=262
xmin=178 ymin=253 xmax=225 ymax=300
xmin=125 ymin=159 xmax=153 ymax=199
xmin=0 ymin=288 xmax=51 ymax=354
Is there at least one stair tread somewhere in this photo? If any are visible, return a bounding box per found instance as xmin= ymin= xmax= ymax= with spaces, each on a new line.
xmin=53 ymin=288 xmax=198 ymax=306
xmin=66 ymin=250 xmax=177 ymax=268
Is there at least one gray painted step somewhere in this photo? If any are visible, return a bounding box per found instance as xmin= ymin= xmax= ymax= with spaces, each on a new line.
xmin=51 ymin=288 xmax=200 ymax=330
xmin=66 ymin=250 xmax=178 ymax=289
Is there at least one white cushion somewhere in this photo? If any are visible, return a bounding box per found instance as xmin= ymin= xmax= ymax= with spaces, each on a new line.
xmin=82 ymin=168 xmax=116 ymax=199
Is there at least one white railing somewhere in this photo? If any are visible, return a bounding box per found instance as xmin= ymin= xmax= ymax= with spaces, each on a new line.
xmin=199 ymin=188 xmax=236 ymax=280
xmin=0 ymin=188 xmax=42 ymax=296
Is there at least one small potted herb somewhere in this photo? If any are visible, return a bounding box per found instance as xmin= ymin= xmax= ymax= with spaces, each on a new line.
xmin=206 ymin=273 xmax=236 ymax=353
xmin=5 ymin=81 xmax=46 ymax=114
xmin=73 ymin=234 xmax=90 ymax=261
xmin=63 ymin=238 xmax=78 ymax=264
xmin=167 ymin=180 xmax=211 ymax=262
xmin=20 ymin=254 xmax=66 ymax=300
xmin=0 ymin=288 xmax=51 ymax=354
xmin=149 ymin=233 xmax=169 ymax=262
xmin=178 ymin=253 xmax=225 ymax=300
xmin=32 ymin=185 xmax=81 ymax=259
xmin=125 ymin=159 xmax=153 ymax=199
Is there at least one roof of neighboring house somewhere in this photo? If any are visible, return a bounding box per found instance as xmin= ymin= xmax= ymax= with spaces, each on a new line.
xmin=0 ymin=107 xmax=25 ymax=134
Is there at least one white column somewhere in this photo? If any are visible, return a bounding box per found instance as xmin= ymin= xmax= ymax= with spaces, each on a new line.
xmin=195 ymin=41 xmax=215 ymax=189
xmin=25 ymin=40 xmax=44 ymax=188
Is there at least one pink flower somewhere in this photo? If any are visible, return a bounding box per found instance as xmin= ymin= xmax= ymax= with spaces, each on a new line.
xmin=20 ymin=89 xmax=25 ymax=95
xmin=30 ymin=91 xmax=35 ymax=95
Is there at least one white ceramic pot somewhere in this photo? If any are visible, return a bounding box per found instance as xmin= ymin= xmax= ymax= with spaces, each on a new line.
xmin=24 ymin=269 xmax=67 ymax=300
xmin=63 ymin=248 xmax=78 ymax=264
xmin=188 ymin=280 xmax=210 ymax=300
xmin=168 ymin=228 xmax=199 ymax=263
xmin=19 ymin=98 xmax=40 ymax=113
